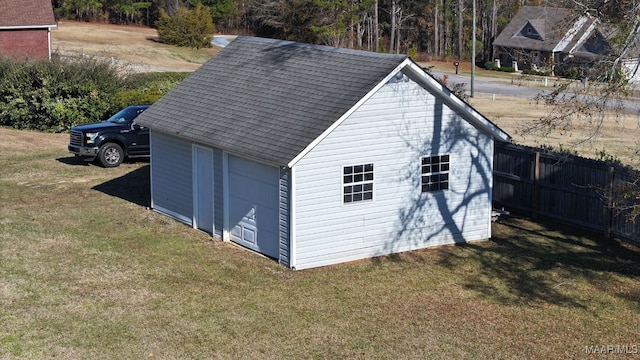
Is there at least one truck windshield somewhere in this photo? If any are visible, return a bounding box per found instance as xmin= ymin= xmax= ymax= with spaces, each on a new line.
xmin=106 ymin=107 xmax=145 ymax=124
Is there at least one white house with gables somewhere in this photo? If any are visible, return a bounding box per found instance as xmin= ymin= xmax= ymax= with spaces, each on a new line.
xmin=136 ymin=37 xmax=511 ymax=270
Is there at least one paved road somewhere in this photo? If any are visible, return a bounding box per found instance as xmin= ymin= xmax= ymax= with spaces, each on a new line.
xmin=434 ymin=70 xmax=640 ymax=114
xmin=433 ymin=71 xmax=551 ymax=99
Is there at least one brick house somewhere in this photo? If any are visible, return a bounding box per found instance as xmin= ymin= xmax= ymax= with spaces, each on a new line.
xmin=0 ymin=0 xmax=56 ymax=60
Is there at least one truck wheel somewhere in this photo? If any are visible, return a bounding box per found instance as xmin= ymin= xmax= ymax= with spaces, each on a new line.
xmin=98 ymin=143 xmax=124 ymax=168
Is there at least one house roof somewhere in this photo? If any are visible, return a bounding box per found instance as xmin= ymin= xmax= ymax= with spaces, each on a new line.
xmin=0 ymin=0 xmax=56 ymax=28
xmin=137 ymin=37 xmax=408 ymax=165
xmin=493 ymin=6 xmax=588 ymax=52
xmin=137 ymin=36 xmax=510 ymax=166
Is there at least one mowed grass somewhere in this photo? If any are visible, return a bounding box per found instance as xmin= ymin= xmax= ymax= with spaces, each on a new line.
xmin=1 ymin=127 xmax=639 ymax=359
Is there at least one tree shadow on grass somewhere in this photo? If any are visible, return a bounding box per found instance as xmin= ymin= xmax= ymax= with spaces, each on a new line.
xmin=91 ymin=165 xmax=150 ymax=207
xmin=436 ymin=216 xmax=640 ymax=308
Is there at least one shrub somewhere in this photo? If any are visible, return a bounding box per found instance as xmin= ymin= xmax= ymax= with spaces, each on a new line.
xmin=522 ymin=69 xmax=551 ymax=76
xmin=484 ymin=61 xmax=498 ymax=70
xmin=156 ymin=4 xmax=215 ymax=49
xmin=0 ymin=57 xmax=189 ymax=132
xmin=497 ymin=66 xmax=516 ymax=73
xmin=484 ymin=61 xmax=516 ymax=73
xmin=114 ymin=71 xmax=190 ymax=109
xmin=121 ymin=72 xmax=191 ymax=92
xmin=0 ymin=57 xmax=122 ymax=132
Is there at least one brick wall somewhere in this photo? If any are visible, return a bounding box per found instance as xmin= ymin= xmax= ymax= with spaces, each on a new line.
xmin=0 ymin=29 xmax=50 ymax=60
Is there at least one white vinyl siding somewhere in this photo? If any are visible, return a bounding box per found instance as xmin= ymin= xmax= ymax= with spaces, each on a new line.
xmin=292 ymin=78 xmax=494 ymax=269
xmin=149 ymin=131 xmax=193 ymax=224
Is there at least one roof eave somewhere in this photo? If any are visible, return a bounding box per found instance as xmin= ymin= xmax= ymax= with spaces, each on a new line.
xmin=403 ymin=61 xmax=512 ymax=143
xmin=0 ymin=24 xmax=56 ymax=30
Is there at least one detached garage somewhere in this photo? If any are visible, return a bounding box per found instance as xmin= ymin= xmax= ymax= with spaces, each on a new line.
xmin=136 ymin=36 xmax=511 ymax=270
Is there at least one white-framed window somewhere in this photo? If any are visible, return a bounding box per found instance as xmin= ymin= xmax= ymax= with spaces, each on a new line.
xmin=343 ymin=163 xmax=374 ymax=203
xmin=421 ymin=155 xmax=450 ymax=192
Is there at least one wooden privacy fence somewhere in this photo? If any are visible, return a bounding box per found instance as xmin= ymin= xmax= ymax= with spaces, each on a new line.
xmin=493 ymin=142 xmax=640 ymax=244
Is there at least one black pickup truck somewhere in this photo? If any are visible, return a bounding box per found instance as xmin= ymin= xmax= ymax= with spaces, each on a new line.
xmin=68 ymin=105 xmax=150 ymax=167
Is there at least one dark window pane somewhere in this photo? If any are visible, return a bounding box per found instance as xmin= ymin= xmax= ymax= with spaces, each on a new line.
xmin=343 ymin=163 xmax=374 ymax=202
xmin=442 ymin=182 xmax=449 ymax=190
xmin=441 ymin=163 xmax=450 ymax=171
xmin=442 ymin=155 xmax=450 ymax=162
xmin=432 ymin=164 xmax=440 ymax=172
xmin=422 ymin=157 xmax=430 ymax=165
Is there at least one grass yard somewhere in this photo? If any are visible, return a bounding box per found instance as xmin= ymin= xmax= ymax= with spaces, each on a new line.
xmin=1 ymin=127 xmax=639 ymax=359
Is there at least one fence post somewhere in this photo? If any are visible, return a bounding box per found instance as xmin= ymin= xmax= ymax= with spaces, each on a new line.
xmin=532 ymin=151 xmax=540 ymax=219
xmin=604 ymin=166 xmax=615 ymax=238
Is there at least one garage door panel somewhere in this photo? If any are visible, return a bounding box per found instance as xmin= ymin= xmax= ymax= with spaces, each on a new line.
xmin=228 ymin=155 xmax=280 ymax=259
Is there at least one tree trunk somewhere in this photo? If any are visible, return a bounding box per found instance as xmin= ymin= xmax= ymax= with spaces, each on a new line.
xmin=434 ymin=0 xmax=439 ymax=57
xmin=396 ymin=8 xmax=402 ymax=53
xmin=390 ymin=0 xmax=397 ymax=53
xmin=374 ymin=0 xmax=379 ymax=51
xmin=458 ymin=0 xmax=463 ymax=59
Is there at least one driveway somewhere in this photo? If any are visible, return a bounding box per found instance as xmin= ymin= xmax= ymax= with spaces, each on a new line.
xmin=212 ymin=35 xmax=235 ymax=48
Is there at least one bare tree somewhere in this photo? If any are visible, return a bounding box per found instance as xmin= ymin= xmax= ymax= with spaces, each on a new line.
xmin=521 ymin=1 xmax=640 ymax=221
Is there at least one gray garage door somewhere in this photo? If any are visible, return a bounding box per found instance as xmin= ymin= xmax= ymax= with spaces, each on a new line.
xmin=228 ymin=155 xmax=280 ymax=259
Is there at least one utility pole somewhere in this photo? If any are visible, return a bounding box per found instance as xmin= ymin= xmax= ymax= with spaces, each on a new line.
xmin=471 ymin=0 xmax=475 ymax=97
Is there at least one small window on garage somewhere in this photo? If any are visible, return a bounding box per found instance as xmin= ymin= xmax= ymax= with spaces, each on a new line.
xmin=343 ymin=163 xmax=374 ymax=203
xmin=421 ymin=155 xmax=449 ymax=192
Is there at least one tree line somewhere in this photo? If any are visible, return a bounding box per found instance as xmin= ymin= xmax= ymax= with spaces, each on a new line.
xmin=53 ymin=0 xmax=591 ymax=62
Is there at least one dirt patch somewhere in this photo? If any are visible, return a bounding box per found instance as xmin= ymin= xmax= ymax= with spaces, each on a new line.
xmin=0 ymin=127 xmax=68 ymax=153
xmin=51 ymin=21 xmax=219 ymax=72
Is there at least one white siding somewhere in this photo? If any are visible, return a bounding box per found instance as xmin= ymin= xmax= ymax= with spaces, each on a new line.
xmin=622 ymin=59 xmax=640 ymax=83
xmin=292 ymin=78 xmax=494 ymax=269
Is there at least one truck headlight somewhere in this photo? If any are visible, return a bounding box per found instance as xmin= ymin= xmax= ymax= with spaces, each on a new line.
xmin=85 ymin=132 xmax=98 ymax=145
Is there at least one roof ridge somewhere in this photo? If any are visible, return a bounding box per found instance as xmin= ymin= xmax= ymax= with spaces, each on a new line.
xmin=234 ymin=36 xmax=408 ymax=60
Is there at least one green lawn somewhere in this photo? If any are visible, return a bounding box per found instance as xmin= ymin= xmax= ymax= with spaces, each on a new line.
xmin=1 ymin=128 xmax=639 ymax=359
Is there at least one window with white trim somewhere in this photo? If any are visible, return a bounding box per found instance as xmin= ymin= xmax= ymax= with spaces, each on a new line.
xmin=421 ymin=155 xmax=450 ymax=192
xmin=343 ymin=163 xmax=374 ymax=203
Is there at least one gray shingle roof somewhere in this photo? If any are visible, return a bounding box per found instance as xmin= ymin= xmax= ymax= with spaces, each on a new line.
xmin=0 ymin=0 xmax=56 ymax=28
xmin=136 ymin=36 xmax=407 ymax=165
xmin=493 ymin=6 xmax=582 ymax=52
